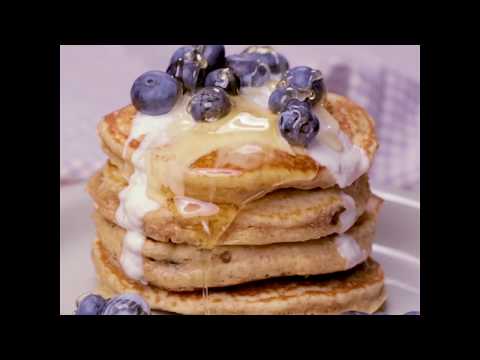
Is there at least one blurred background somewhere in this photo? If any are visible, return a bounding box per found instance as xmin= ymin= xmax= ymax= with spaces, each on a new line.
xmin=60 ymin=45 xmax=420 ymax=194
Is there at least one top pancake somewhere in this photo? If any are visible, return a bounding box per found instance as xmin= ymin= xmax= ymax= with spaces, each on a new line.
xmin=98 ymin=92 xmax=378 ymax=205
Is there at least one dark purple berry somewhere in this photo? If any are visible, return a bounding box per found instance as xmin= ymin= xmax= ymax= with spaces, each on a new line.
xmin=167 ymin=45 xmax=225 ymax=92
xmin=205 ymin=68 xmax=240 ymax=95
xmin=268 ymin=88 xmax=296 ymax=113
xmin=130 ymin=71 xmax=180 ymax=115
xmin=279 ymin=99 xmax=319 ymax=147
xmin=188 ymin=87 xmax=231 ymax=122
xmin=75 ymin=294 xmax=106 ymax=315
xmin=102 ymin=294 xmax=150 ymax=315
xmin=226 ymin=54 xmax=271 ymax=87
xmin=242 ymin=45 xmax=289 ymax=74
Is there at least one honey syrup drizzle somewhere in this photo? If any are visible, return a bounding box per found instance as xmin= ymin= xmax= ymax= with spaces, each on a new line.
xmin=200 ymin=241 xmax=211 ymax=315
xmin=141 ymin=83 xmax=298 ymax=249
xmin=119 ymin=80 xmax=356 ymax=313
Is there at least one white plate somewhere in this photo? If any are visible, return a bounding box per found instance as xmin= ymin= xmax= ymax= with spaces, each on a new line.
xmin=60 ymin=183 xmax=420 ymax=315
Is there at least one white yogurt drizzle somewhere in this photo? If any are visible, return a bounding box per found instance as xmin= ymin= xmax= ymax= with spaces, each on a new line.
xmin=240 ymin=79 xmax=278 ymax=109
xmin=334 ymin=234 xmax=367 ymax=269
xmin=308 ymin=106 xmax=370 ymax=188
xmin=115 ymin=110 xmax=178 ymax=282
xmin=339 ymin=192 xmax=358 ymax=233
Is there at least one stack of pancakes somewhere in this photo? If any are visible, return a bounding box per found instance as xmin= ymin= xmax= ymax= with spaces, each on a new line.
xmin=87 ymin=92 xmax=387 ymax=315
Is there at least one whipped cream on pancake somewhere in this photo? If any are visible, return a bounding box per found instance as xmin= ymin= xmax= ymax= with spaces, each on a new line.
xmin=339 ymin=193 xmax=358 ymax=233
xmin=115 ymin=101 xmax=183 ymax=281
xmin=335 ymin=234 xmax=367 ymax=268
xmin=308 ymin=105 xmax=370 ymax=188
xmin=241 ymin=79 xmax=278 ymax=108
xmin=116 ymin=170 xmax=159 ymax=282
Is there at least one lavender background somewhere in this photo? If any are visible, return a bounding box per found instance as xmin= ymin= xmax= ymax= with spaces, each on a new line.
xmin=60 ymin=45 xmax=420 ymax=194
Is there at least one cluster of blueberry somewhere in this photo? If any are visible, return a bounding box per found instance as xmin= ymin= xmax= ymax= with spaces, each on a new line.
xmin=130 ymin=45 xmax=327 ymax=147
xmin=75 ymin=293 xmax=150 ymax=315
xmin=131 ymin=45 xmax=287 ymax=120
xmin=269 ymin=66 xmax=326 ymax=146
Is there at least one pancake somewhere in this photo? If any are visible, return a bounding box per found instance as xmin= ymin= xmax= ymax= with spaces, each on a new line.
xmin=95 ymin=203 xmax=378 ymax=291
xmin=97 ymin=92 xmax=378 ymax=206
xmin=87 ymin=162 xmax=373 ymax=247
xmin=92 ymin=239 xmax=386 ymax=315
xmin=86 ymin=50 xmax=385 ymax=315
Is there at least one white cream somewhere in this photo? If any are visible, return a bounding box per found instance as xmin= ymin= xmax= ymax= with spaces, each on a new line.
xmin=339 ymin=193 xmax=357 ymax=233
xmin=119 ymin=231 xmax=146 ymax=280
xmin=116 ymin=171 xmax=160 ymax=282
xmin=240 ymin=80 xmax=278 ymax=109
xmin=335 ymin=234 xmax=367 ymax=269
xmin=308 ymin=106 xmax=370 ymax=188
xmin=115 ymin=106 xmax=181 ymax=282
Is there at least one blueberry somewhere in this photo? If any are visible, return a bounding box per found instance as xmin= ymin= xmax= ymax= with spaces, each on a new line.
xmin=404 ymin=311 xmax=420 ymax=315
xmin=202 ymin=45 xmax=226 ymax=71
xmin=205 ymin=68 xmax=240 ymax=96
xmin=188 ymin=87 xmax=231 ymax=122
xmin=168 ymin=46 xmax=207 ymax=67
xmin=278 ymin=66 xmax=327 ymax=105
xmin=167 ymin=45 xmax=225 ymax=92
xmin=167 ymin=58 xmax=206 ymax=93
xmin=102 ymin=293 xmax=150 ymax=315
xmin=130 ymin=71 xmax=180 ymax=115
xmin=283 ymin=66 xmax=321 ymax=91
xmin=181 ymin=61 xmax=205 ymax=92
xmin=75 ymin=294 xmax=106 ymax=315
xmin=279 ymin=99 xmax=319 ymax=147
xmin=168 ymin=46 xmax=192 ymax=68
xmin=167 ymin=46 xmax=207 ymax=92
xmin=183 ymin=45 xmax=225 ymax=72
xmin=242 ymin=46 xmax=289 ymax=74
xmin=226 ymin=54 xmax=271 ymax=87
xmin=268 ymin=88 xmax=297 ymax=113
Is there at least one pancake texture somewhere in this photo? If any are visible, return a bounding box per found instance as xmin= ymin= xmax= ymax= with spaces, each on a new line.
xmin=94 ymin=207 xmax=378 ymax=291
xmin=97 ymin=93 xmax=378 ymax=205
xmin=92 ymin=239 xmax=386 ymax=315
xmin=87 ymin=162 xmax=372 ymax=247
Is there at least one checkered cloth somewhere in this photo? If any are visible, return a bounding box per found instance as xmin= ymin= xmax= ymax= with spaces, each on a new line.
xmin=60 ymin=58 xmax=420 ymax=191
xmin=324 ymin=60 xmax=420 ymax=191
